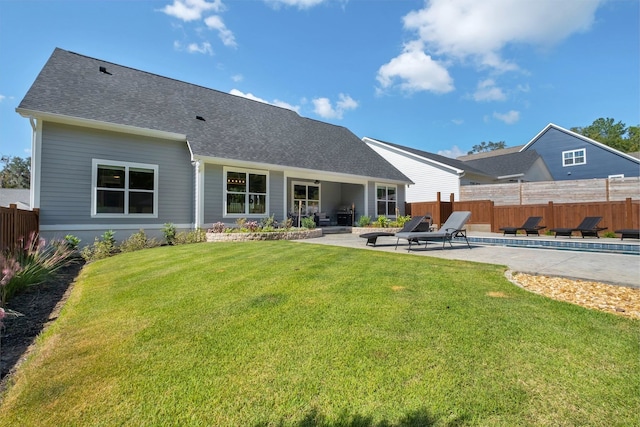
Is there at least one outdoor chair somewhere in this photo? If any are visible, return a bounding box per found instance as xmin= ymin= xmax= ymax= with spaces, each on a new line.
xmin=614 ymin=229 xmax=640 ymax=240
xmin=395 ymin=211 xmax=472 ymax=250
xmin=359 ymin=215 xmax=429 ymax=247
xmin=314 ymin=212 xmax=331 ymax=227
xmin=550 ymin=216 xmax=606 ymax=238
xmin=499 ymin=216 xmax=545 ymax=236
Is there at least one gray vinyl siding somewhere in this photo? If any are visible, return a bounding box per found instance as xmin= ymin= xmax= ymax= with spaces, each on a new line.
xmin=203 ymin=163 xmax=223 ymax=224
xmin=527 ymin=127 xmax=640 ymax=180
xmin=269 ymin=171 xmax=285 ymax=221
xmin=39 ymin=122 xmax=193 ymax=227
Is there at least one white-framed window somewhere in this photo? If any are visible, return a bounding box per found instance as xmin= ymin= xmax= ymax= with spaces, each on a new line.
xmin=376 ymin=184 xmax=397 ymax=217
xmin=291 ymin=181 xmax=320 ymax=216
xmin=91 ymin=159 xmax=158 ymax=218
xmin=224 ymin=167 xmax=268 ymax=217
xmin=562 ymin=149 xmax=586 ymax=166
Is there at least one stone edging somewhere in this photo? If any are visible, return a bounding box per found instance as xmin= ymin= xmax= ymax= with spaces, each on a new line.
xmin=206 ymin=228 xmax=323 ymax=242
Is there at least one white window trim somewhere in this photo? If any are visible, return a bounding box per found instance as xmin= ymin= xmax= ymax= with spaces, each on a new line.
xmin=291 ymin=180 xmax=322 ymax=215
xmin=223 ymin=166 xmax=269 ymax=218
xmin=91 ymin=159 xmax=159 ymax=218
xmin=562 ymin=149 xmax=586 ymax=167
xmin=375 ymin=183 xmax=398 ymax=217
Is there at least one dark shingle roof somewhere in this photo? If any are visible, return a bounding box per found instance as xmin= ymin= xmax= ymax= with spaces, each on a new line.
xmin=463 ymin=150 xmax=542 ymax=177
xmin=18 ymin=48 xmax=410 ymax=183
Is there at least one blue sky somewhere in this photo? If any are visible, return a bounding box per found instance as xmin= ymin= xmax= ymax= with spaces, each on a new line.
xmin=1 ymin=0 xmax=638 ymax=160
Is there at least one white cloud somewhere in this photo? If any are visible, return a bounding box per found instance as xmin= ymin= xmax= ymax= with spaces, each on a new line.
xmin=381 ymin=0 xmax=604 ymax=94
xmin=403 ymin=0 xmax=603 ymax=71
xmin=473 ymin=79 xmax=506 ymax=102
xmin=231 ymin=74 xmax=243 ymax=82
xmin=229 ymin=89 xmax=300 ymax=113
xmin=0 ymin=94 xmax=5 ymax=103
xmin=493 ymin=110 xmax=520 ymax=124
xmin=263 ymin=0 xmax=327 ymax=10
xmin=174 ymin=40 xmax=213 ymax=55
xmin=161 ymin=0 xmax=224 ymax=22
xmin=312 ymin=94 xmax=358 ymax=119
xmin=204 ymin=15 xmax=237 ymax=48
xmin=451 ymin=118 xmax=464 ymax=125
xmin=437 ymin=145 xmax=466 ymax=159
xmin=376 ymin=47 xmax=454 ymax=94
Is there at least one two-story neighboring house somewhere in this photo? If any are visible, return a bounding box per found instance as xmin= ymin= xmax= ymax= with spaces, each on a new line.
xmin=520 ymin=123 xmax=640 ymax=180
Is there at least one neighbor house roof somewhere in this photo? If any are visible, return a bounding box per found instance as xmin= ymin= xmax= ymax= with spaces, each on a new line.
xmin=456 ymin=145 xmax=525 ymax=161
xmin=17 ymin=48 xmax=410 ymax=184
xmin=0 ymin=189 xmax=30 ymax=209
xmin=462 ymin=150 xmax=543 ymax=179
xmin=364 ymin=137 xmax=493 ymax=178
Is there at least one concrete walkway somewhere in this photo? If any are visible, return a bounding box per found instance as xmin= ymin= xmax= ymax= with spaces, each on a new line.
xmin=295 ymin=233 xmax=640 ymax=288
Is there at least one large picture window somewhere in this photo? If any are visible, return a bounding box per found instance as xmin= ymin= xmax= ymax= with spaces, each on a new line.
xmin=92 ymin=159 xmax=158 ymax=217
xmin=376 ymin=185 xmax=396 ymax=217
xmin=292 ymin=182 xmax=320 ymax=216
xmin=562 ymin=149 xmax=586 ymax=166
xmin=225 ymin=168 xmax=268 ymax=216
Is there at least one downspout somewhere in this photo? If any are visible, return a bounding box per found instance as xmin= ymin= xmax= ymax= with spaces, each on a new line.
xmin=186 ymin=140 xmax=203 ymax=230
xmin=28 ymin=117 xmax=41 ymax=210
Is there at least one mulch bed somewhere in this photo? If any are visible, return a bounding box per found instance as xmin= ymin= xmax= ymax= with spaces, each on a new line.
xmin=0 ymin=261 xmax=84 ymax=387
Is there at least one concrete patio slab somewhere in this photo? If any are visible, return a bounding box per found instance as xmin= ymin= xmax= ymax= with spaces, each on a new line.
xmin=295 ymin=232 xmax=640 ymax=288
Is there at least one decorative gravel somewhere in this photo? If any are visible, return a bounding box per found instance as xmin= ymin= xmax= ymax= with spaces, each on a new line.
xmin=509 ymin=272 xmax=640 ymax=319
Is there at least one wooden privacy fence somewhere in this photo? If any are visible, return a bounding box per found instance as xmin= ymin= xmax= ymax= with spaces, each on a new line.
xmin=406 ymin=193 xmax=639 ymax=233
xmin=0 ymin=204 xmax=40 ymax=251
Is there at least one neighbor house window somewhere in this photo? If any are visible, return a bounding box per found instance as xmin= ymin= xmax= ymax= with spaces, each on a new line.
xmin=376 ymin=185 xmax=396 ymax=217
xmin=225 ymin=168 xmax=268 ymax=216
xmin=562 ymin=149 xmax=586 ymax=166
xmin=92 ymin=159 xmax=158 ymax=217
xmin=292 ymin=182 xmax=320 ymax=216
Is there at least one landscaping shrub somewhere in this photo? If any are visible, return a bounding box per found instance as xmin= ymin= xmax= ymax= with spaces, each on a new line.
xmin=279 ymin=217 xmax=293 ymax=230
xmin=174 ymin=228 xmax=207 ymax=244
xmin=119 ymin=230 xmax=159 ymax=253
xmin=209 ymin=222 xmax=227 ymax=233
xmin=2 ymin=234 xmax=76 ymax=305
xmin=301 ymin=216 xmax=316 ymax=229
xmin=357 ymin=215 xmax=371 ymax=227
xmin=162 ymin=223 xmax=177 ymax=245
xmin=81 ymin=230 xmax=118 ymax=262
xmin=375 ymin=215 xmax=390 ymax=228
xmin=64 ymin=234 xmax=81 ymax=251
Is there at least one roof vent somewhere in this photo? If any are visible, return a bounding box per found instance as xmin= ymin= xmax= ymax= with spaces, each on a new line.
xmin=196 ymin=115 xmax=206 ymax=121
xmin=99 ymin=66 xmax=112 ymax=75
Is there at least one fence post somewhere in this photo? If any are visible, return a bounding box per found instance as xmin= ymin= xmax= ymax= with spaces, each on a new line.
xmin=490 ymin=200 xmax=495 ymax=232
xmin=547 ymin=201 xmax=554 ymax=230
xmin=626 ymin=197 xmax=633 ymax=228
xmin=436 ymin=192 xmax=441 ymax=227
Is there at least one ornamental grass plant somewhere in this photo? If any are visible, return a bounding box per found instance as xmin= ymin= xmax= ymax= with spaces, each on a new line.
xmin=0 ymin=242 xmax=638 ymax=426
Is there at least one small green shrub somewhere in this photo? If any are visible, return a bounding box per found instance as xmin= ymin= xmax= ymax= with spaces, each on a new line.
xmin=162 ymin=223 xmax=177 ymax=245
xmin=602 ymin=231 xmax=617 ymax=238
xmin=357 ymin=215 xmax=371 ymax=227
xmin=81 ymin=230 xmax=118 ymax=262
xmin=64 ymin=234 xmax=81 ymax=250
xmin=301 ymin=216 xmax=316 ymax=229
xmin=261 ymin=215 xmax=277 ymax=230
xmin=119 ymin=230 xmax=159 ymax=253
xmin=375 ymin=215 xmax=390 ymax=228
xmin=174 ymin=228 xmax=207 ymax=244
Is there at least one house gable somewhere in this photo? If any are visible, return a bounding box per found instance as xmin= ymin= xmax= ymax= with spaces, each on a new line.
xmin=520 ymin=123 xmax=640 ymax=180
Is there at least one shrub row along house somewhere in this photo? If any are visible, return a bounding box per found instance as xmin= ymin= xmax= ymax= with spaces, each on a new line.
xmin=17 ymin=48 xmax=412 ymax=243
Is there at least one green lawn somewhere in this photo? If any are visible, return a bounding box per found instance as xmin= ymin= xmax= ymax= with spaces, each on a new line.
xmin=0 ymin=241 xmax=638 ymax=426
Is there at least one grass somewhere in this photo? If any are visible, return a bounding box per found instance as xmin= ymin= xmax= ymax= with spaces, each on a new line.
xmin=0 ymin=241 xmax=638 ymax=426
